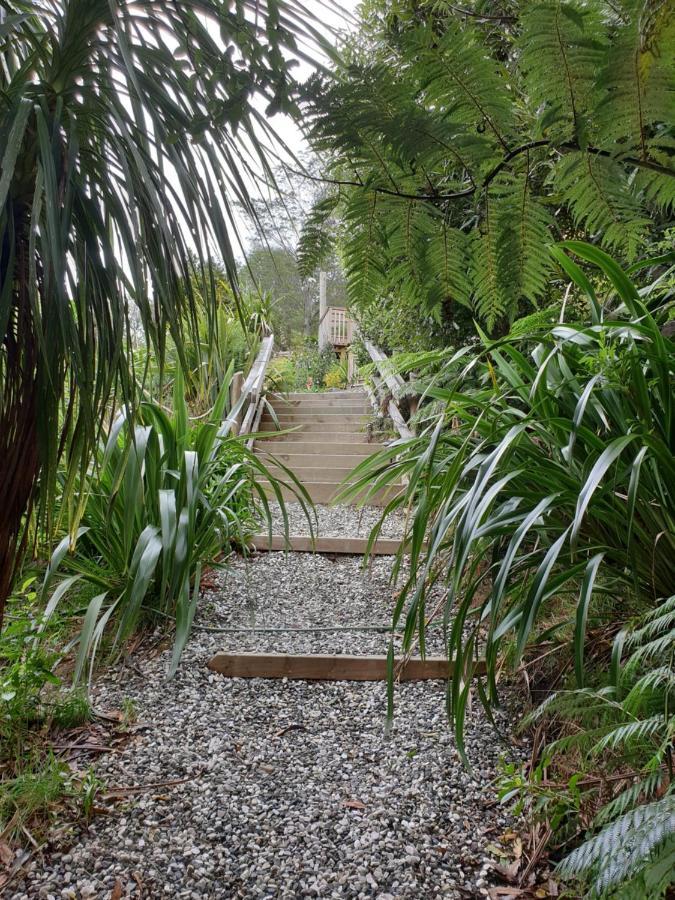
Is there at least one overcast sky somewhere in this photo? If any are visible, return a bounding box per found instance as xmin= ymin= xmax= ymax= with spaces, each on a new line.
xmin=236 ymin=0 xmax=361 ymax=255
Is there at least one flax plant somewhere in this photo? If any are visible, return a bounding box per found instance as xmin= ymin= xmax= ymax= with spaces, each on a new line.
xmin=342 ymin=242 xmax=675 ymax=759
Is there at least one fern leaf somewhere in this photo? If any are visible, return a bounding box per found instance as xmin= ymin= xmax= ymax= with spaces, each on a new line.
xmin=519 ymin=1 xmax=606 ymax=142
xmin=596 ymin=0 xmax=675 ymax=156
xmin=557 ymin=794 xmax=675 ymax=895
xmin=297 ymin=192 xmax=340 ymax=277
xmin=555 ymin=151 xmax=651 ymax=257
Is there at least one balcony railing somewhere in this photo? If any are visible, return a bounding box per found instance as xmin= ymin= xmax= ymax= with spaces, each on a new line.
xmin=319 ymin=306 xmax=354 ymax=348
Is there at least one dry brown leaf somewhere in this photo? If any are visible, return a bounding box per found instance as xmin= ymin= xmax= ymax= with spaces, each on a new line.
xmin=110 ymin=879 xmax=123 ymax=900
xmin=495 ymin=859 xmax=522 ymax=883
xmin=0 ymin=841 xmax=13 ymax=867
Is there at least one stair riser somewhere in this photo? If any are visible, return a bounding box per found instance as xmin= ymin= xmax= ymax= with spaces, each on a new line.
xmin=270 ymin=392 xmax=366 ymax=402
xmin=268 ymin=402 xmax=369 ymax=414
xmin=261 ymin=482 xmax=402 ymax=508
xmin=256 ymin=441 xmax=377 ymax=455
xmin=259 ymin=423 xmax=369 ymax=435
xmin=262 ymin=415 xmax=370 ymax=426
xmin=260 ymin=453 xmax=378 ymax=468
xmin=265 ymin=466 xmax=359 ymax=483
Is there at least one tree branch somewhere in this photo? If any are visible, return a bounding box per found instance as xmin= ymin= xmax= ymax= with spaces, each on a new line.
xmin=286 ymin=141 xmax=675 ymax=204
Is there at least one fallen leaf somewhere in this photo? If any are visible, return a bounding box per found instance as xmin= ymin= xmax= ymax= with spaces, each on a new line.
xmin=342 ymin=799 xmax=366 ymax=810
xmin=495 ymin=859 xmax=521 ymax=883
xmin=110 ymin=879 xmax=123 ymax=900
xmin=0 ymin=841 xmax=12 ymax=867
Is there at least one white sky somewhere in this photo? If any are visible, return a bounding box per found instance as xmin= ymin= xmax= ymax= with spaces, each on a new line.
xmin=236 ymin=0 xmax=361 ymax=255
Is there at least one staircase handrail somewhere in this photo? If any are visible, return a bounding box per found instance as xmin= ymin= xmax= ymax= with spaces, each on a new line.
xmin=219 ymin=333 xmax=274 ymax=442
xmin=361 ymin=337 xmax=413 ymax=440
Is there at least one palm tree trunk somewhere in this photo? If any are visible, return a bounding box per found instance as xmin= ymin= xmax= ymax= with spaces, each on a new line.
xmin=0 ymin=238 xmax=40 ymax=630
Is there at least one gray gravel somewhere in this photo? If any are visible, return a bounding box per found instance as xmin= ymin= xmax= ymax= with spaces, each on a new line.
xmin=264 ymin=502 xmax=406 ymax=540
xmin=13 ymin=511 xmax=523 ymax=900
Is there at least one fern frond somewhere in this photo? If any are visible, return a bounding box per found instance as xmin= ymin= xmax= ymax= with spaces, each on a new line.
xmin=592 ymin=714 xmax=671 ymax=753
xmin=596 ymin=1 xmax=675 ymax=155
xmin=341 ymin=190 xmax=388 ymax=307
xmin=519 ymin=1 xmax=606 ymax=142
xmin=472 ymin=176 xmax=554 ymax=328
xmin=594 ymin=770 xmax=668 ymax=826
xmin=555 ymin=151 xmax=650 ymax=257
xmin=297 ymin=192 xmax=340 ymax=277
xmin=412 ymin=21 xmax=515 ymax=149
xmin=557 ymin=793 xmax=675 ymax=895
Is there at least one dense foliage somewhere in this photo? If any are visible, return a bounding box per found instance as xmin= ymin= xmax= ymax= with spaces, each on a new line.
xmin=299 ymin=0 xmax=675 ymax=334
xmin=343 ymin=243 xmax=674 ymax=894
xmin=0 ymin=0 xmax=316 ymax=623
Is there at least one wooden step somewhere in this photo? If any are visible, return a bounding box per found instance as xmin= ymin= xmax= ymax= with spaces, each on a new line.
xmin=260 ymin=451 xmax=377 ymax=468
xmin=268 ymin=400 xmax=369 ymax=414
xmin=260 ymin=423 xmax=368 ymax=435
xmin=258 ymin=432 xmax=375 ymax=445
xmin=260 ymin=480 xmax=402 ymax=507
xmin=265 ymin=465 xmax=358 ymax=483
xmin=257 ymin=440 xmax=378 ymax=456
xmin=270 ymin=391 xmax=366 ymax=401
xmin=263 ymin=412 xmax=370 ymax=425
xmin=207 ymin=652 xmax=485 ymax=681
xmin=249 ymin=534 xmax=403 ymax=554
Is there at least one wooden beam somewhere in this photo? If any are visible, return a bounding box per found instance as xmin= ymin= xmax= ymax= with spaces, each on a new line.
xmin=364 ymin=339 xmax=406 ymax=399
xmin=248 ymin=534 xmax=404 ymax=555
xmin=207 ymin=652 xmax=486 ymax=681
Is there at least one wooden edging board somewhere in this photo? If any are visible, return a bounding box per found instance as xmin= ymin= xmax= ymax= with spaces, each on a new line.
xmin=207 ymin=652 xmax=487 ymax=681
xmin=248 ymin=534 xmax=403 ymax=555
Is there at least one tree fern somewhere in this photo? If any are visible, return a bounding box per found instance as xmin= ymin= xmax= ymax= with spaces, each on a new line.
xmin=300 ymin=0 xmax=675 ymax=333
xmin=518 ymin=1 xmax=607 ymax=143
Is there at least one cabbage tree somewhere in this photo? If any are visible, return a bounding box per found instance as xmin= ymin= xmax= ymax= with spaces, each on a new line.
xmin=0 ymin=0 xmax=324 ymax=625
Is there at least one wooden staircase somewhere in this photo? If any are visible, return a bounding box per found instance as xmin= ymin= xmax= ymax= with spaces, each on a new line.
xmin=251 ymin=390 xmax=404 ymax=554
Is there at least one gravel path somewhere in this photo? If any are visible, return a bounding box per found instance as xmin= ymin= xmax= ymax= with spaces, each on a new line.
xmin=264 ymin=502 xmax=406 ymax=540
xmin=14 ymin=507 xmax=523 ymax=900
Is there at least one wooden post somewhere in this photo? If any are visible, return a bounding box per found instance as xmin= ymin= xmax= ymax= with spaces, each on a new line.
xmin=230 ymin=371 xmax=243 ymax=435
xmin=318 ymin=271 xmax=328 ymax=349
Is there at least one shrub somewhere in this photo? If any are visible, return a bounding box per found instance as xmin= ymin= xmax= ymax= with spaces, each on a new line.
xmin=324 ymin=362 xmax=347 ymax=389
xmin=41 ymin=369 xmax=305 ymax=679
xmin=345 ymin=241 xmax=674 ymax=749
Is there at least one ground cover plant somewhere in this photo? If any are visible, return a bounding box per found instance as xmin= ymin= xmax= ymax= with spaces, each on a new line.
xmin=342 ymin=243 xmax=674 ymax=895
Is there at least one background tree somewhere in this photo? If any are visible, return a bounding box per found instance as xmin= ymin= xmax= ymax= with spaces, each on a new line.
xmin=0 ymin=0 xmax=324 ymax=628
xmin=298 ymin=0 xmax=675 ymax=335
xmin=240 ymin=157 xmax=348 ymax=349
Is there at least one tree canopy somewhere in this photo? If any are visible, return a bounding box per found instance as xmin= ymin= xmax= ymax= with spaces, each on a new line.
xmin=299 ymin=0 xmax=675 ymax=333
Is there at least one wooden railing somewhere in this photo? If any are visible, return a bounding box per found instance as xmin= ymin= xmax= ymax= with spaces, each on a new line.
xmin=219 ymin=333 xmax=274 ymax=447
xmin=362 ymin=338 xmax=413 ymax=440
xmin=319 ymin=306 xmax=354 ymax=348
